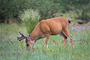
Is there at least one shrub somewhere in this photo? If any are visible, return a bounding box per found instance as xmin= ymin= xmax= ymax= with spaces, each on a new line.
xmin=76 ymin=3 xmax=90 ymax=22
xmin=19 ymin=9 xmax=40 ymax=34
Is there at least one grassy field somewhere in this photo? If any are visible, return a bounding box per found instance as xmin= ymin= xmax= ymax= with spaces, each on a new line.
xmin=0 ymin=23 xmax=90 ymax=60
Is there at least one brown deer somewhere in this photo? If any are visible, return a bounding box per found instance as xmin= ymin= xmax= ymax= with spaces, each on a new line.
xmin=17 ymin=17 xmax=74 ymax=50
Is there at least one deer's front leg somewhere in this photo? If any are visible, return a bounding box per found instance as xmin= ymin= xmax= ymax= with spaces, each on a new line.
xmin=32 ymin=43 xmax=35 ymax=50
xmin=45 ymin=34 xmax=50 ymax=48
xmin=32 ymin=40 xmax=36 ymax=50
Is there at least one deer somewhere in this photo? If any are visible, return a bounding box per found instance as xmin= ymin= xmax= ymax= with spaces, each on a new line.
xmin=17 ymin=17 xmax=74 ymax=50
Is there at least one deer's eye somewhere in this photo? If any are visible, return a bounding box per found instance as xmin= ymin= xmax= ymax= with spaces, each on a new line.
xmin=26 ymin=44 xmax=29 ymax=46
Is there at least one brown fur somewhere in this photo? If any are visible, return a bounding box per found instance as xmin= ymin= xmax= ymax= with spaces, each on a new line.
xmin=30 ymin=17 xmax=74 ymax=50
xmin=31 ymin=17 xmax=68 ymax=39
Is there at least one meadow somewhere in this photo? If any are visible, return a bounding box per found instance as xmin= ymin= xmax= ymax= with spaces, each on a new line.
xmin=0 ymin=23 xmax=90 ymax=60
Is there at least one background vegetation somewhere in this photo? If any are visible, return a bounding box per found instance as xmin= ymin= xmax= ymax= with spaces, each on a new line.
xmin=0 ymin=0 xmax=90 ymax=60
xmin=19 ymin=9 xmax=40 ymax=33
xmin=0 ymin=0 xmax=90 ymax=23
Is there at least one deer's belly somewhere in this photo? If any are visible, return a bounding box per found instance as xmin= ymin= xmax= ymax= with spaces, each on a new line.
xmin=50 ymin=26 xmax=62 ymax=35
xmin=50 ymin=30 xmax=62 ymax=35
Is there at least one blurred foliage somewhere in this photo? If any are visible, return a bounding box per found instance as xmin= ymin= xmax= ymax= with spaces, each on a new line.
xmin=75 ymin=3 xmax=90 ymax=22
xmin=19 ymin=9 xmax=40 ymax=33
xmin=0 ymin=0 xmax=31 ymax=22
xmin=0 ymin=24 xmax=19 ymax=36
xmin=0 ymin=0 xmax=90 ymax=23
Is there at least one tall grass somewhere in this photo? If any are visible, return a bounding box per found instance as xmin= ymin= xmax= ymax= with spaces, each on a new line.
xmin=0 ymin=24 xmax=90 ymax=60
xmin=19 ymin=9 xmax=40 ymax=34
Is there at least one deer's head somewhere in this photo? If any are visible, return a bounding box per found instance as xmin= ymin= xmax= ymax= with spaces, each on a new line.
xmin=17 ymin=32 xmax=34 ymax=50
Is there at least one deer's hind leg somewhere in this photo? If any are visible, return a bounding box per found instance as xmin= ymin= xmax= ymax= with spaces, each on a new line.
xmin=59 ymin=32 xmax=67 ymax=48
xmin=63 ymin=27 xmax=74 ymax=50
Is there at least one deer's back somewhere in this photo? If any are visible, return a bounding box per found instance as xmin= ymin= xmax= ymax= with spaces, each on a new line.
xmin=40 ymin=17 xmax=68 ymax=35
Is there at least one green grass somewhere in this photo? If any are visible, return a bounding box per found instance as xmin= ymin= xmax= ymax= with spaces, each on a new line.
xmin=0 ymin=24 xmax=90 ymax=60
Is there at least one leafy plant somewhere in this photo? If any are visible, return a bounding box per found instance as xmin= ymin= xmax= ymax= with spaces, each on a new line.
xmin=19 ymin=9 xmax=40 ymax=34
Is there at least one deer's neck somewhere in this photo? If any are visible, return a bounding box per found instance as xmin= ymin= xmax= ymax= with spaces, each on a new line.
xmin=31 ymin=32 xmax=40 ymax=40
xmin=30 ymin=22 xmax=46 ymax=41
xmin=30 ymin=24 xmax=44 ymax=41
xmin=31 ymin=30 xmax=45 ymax=41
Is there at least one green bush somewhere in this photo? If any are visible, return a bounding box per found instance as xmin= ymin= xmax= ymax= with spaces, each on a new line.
xmin=75 ymin=3 xmax=90 ymax=22
xmin=80 ymin=4 xmax=90 ymax=22
xmin=19 ymin=9 xmax=40 ymax=34
xmin=0 ymin=0 xmax=89 ymax=23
